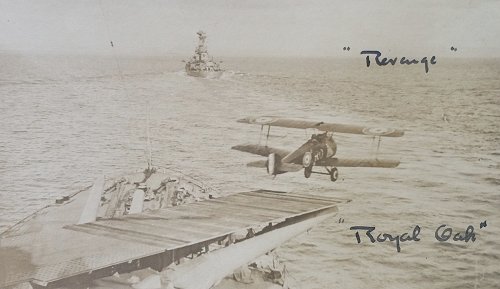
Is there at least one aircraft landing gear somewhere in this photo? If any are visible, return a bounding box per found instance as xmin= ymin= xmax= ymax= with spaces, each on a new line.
xmin=328 ymin=167 xmax=338 ymax=182
xmin=302 ymin=151 xmax=313 ymax=168
xmin=304 ymin=165 xmax=312 ymax=178
xmin=303 ymin=151 xmax=314 ymax=179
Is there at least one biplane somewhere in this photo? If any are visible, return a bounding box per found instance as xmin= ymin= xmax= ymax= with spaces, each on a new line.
xmin=232 ymin=116 xmax=404 ymax=182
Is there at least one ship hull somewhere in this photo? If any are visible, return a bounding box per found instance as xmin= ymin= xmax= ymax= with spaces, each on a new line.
xmin=0 ymin=167 xmax=342 ymax=289
xmin=186 ymin=69 xmax=223 ymax=79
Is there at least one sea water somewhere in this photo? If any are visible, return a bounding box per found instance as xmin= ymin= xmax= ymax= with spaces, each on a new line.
xmin=0 ymin=54 xmax=499 ymax=288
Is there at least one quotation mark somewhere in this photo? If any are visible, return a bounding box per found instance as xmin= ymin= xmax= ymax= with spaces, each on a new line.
xmin=343 ymin=46 xmax=351 ymax=51
xmin=450 ymin=46 xmax=458 ymax=52
xmin=338 ymin=218 xmax=345 ymax=223
xmin=480 ymin=220 xmax=487 ymax=229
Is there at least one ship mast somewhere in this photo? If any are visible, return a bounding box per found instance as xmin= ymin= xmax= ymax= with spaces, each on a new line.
xmin=146 ymin=104 xmax=153 ymax=171
xmin=195 ymin=30 xmax=209 ymax=61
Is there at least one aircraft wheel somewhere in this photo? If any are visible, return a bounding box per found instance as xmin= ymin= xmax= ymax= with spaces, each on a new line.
xmin=303 ymin=151 xmax=313 ymax=168
xmin=330 ymin=167 xmax=338 ymax=182
xmin=304 ymin=166 xmax=312 ymax=178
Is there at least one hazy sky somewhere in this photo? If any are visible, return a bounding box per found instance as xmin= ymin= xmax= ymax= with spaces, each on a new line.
xmin=1 ymin=0 xmax=499 ymax=57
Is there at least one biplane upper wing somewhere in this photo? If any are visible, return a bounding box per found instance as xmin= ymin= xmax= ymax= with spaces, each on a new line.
xmin=317 ymin=157 xmax=400 ymax=168
xmin=238 ymin=116 xmax=404 ymax=137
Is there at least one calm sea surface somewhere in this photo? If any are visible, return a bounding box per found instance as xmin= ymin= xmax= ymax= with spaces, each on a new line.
xmin=0 ymin=54 xmax=499 ymax=288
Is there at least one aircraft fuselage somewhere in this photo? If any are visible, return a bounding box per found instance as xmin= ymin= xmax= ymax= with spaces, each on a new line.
xmin=308 ymin=133 xmax=337 ymax=161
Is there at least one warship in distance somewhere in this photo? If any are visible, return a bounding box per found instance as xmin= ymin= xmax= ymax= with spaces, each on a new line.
xmin=185 ymin=31 xmax=224 ymax=78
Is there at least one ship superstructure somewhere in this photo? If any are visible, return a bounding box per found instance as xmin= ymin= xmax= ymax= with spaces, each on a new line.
xmin=185 ymin=31 xmax=223 ymax=78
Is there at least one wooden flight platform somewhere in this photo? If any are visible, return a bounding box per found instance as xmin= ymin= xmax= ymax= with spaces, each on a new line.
xmin=0 ymin=190 xmax=343 ymax=288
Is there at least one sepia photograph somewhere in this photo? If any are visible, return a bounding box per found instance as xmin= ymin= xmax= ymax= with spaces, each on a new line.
xmin=0 ymin=1 xmax=499 ymax=288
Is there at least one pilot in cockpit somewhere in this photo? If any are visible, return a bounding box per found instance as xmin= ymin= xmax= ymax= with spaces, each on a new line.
xmin=311 ymin=132 xmax=327 ymax=142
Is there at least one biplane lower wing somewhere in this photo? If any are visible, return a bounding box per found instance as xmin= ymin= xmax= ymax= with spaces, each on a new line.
xmin=317 ymin=157 xmax=400 ymax=168
xmin=232 ymin=144 xmax=290 ymax=158
xmin=248 ymin=156 xmax=399 ymax=169
xmin=233 ymin=144 xmax=399 ymax=169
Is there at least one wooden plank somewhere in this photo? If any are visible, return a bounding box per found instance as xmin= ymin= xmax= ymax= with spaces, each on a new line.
xmin=185 ymin=201 xmax=299 ymax=217
xmin=192 ymin=200 xmax=295 ymax=218
xmin=68 ymin=223 xmax=184 ymax=248
xmin=104 ymin=215 xmax=248 ymax=239
xmin=123 ymin=214 xmax=238 ymax=233
xmin=243 ymin=191 xmax=340 ymax=204
xmin=183 ymin=203 xmax=294 ymax=227
xmin=145 ymin=213 xmax=265 ymax=231
xmin=231 ymin=191 xmax=334 ymax=206
xmin=31 ymin=242 xmax=164 ymax=285
xmin=94 ymin=219 xmax=215 ymax=242
xmin=141 ymin=206 xmax=208 ymax=219
xmin=74 ymin=222 xmax=189 ymax=246
xmin=32 ymin=233 xmax=163 ymax=266
xmin=212 ymin=193 xmax=327 ymax=212
xmin=188 ymin=201 xmax=297 ymax=219
xmin=219 ymin=192 xmax=311 ymax=207
xmin=219 ymin=197 xmax=322 ymax=213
